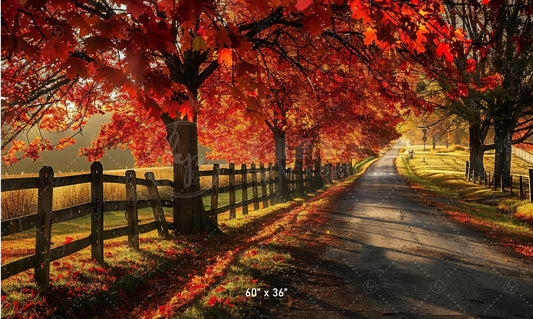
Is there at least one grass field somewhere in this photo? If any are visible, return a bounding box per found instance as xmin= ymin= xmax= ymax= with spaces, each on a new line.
xmin=404 ymin=145 xmax=532 ymax=200
xmin=397 ymin=145 xmax=533 ymax=258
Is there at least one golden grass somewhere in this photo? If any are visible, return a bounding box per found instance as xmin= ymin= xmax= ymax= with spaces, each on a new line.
xmin=1 ymin=189 xmax=36 ymax=220
xmin=398 ymin=146 xmax=533 ymax=238
xmin=515 ymin=203 xmax=533 ymax=223
xmin=404 ymin=145 xmax=532 ymax=200
xmin=417 ymin=145 xmax=533 ymax=177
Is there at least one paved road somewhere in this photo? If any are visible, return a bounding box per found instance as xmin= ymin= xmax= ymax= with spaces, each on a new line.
xmin=322 ymin=140 xmax=533 ymax=318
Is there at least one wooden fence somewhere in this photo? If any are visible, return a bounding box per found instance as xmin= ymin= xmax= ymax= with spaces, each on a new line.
xmin=465 ymin=161 xmax=533 ymax=202
xmin=1 ymin=161 xmax=353 ymax=288
xmin=512 ymin=147 xmax=533 ymax=164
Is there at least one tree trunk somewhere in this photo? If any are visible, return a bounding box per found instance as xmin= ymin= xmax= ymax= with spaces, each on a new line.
xmin=469 ymin=124 xmax=486 ymax=181
xmin=161 ymin=49 xmax=222 ymax=235
xmin=273 ymin=129 xmax=291 ymax=201
xmin=163 ymin=115 xmax=218 ymax=235
xmin=294 ymin=146 xmax=304 ymax=197
xmin=493 ymin=119 xmax=513 ymax=187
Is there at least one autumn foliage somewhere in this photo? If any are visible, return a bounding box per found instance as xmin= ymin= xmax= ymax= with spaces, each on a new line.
xmin=1 ymin=0 xmax=474 ymax=167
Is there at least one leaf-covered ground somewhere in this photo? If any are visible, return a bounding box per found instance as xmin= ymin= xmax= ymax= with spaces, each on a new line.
xmin=1 ymin=159 xmax=376 ymax=319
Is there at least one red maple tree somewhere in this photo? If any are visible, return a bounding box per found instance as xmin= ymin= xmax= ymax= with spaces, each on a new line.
xmin=2 ymin=0 xmax=464 ymax=233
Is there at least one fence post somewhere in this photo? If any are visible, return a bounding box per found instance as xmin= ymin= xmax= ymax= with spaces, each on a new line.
xmin=211 ymin=164 xmax=220 ymax=225
xmin=292 ymin=168 xmax=296 ymax=192
xmin=347 ymin=162 xmax=350 ymax=177
xmin=314 ymin=161 xmax=322 ymax=189
xmin=273 ymin=163 xmax=281 ymax=204
xmin=251 ymin=163 xmax=259 ymax=211
xmin=229 ymin=163 xmax=236 ymax=219
xmin=90 ymin=162 xmax=104 ymax=264
xmin=126 ymin=170 xmax=139 ymax=250
xmin=275 ymin=164 xmax=283 ymax=203
xmin=484 ymin=172 xmax=488 ymax=186
xmin=296 ymin=164 xmax=303 ymax=196
xmin=260 ymin=163 xmax=268 ymax=208
xmin=286 ymin=167 xmax=292 ymax=193
xmin=268 ymin=163 xmax=275 ymax=205
xmin=145 ymin=172 xmax=169 ymax=238
xmin=241 ymin=164 xmax=248 ymax=215
xmin=35 ymin=166 xmax=54 ymax=290
xmin=273 ymin=163 xmax=279 ymax=203
xmin=529 ymin=169 xmax=533 ymax=202
xmin=342 ymin=163 xmax=347 ymax=178
xmin=305 ymin=166 xmax=312 ymax=193
xmin=465 ymin=161 xmax=469 ymax=179
xmin=344 ymin=162 xmax=348 ymax=177
xmin=295 ymin=148 xmax=304 ymax=197
xmin=488 ymin=172 xmax=492 ymax=187
xmin=335 ymin=163 xmax=341 ymax=180
xmin=520 ymin=175 xmax=523 ymax=198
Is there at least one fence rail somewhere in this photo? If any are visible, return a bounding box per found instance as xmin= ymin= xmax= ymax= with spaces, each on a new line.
xmin=1 ymin=160 xmax=353 ymax=288
xmin=464 ymin=161 xmax=533 ymax=202
xmin=512 ymin=147 xmax=533 ymax=164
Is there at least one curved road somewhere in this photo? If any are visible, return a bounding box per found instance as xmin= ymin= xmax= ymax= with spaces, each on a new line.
xmin=321 ymin=140 xmax=533 ymax=318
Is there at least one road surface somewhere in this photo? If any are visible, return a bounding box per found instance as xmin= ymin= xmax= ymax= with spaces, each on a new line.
xmin=319 ymin=140 xmax=533 ymax=318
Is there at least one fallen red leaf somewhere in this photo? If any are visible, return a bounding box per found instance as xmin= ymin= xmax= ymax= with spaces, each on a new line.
xmin=208 ymin=296 xmax=218 ymax=306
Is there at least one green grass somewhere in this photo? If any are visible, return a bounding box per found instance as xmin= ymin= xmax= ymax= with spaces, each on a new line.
xmin=1 ymin=230 xmax=190 ymax=318
xmin=398 ymin=155 xmax=458 ymax=198
xmin=202 ymin=186 xmax=272 ymax=211
xmin=1 ymin=207 xmax=174 ymax=263
xmin=1 ymin=183 xmax=271 ymax=264
xmin=178 ymin=246 xmax=291 ymax=319
xmin=354 ymin=157 xmax=376 ymax=173
xmin=397 ymin=146 xmax=533 ymax=239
